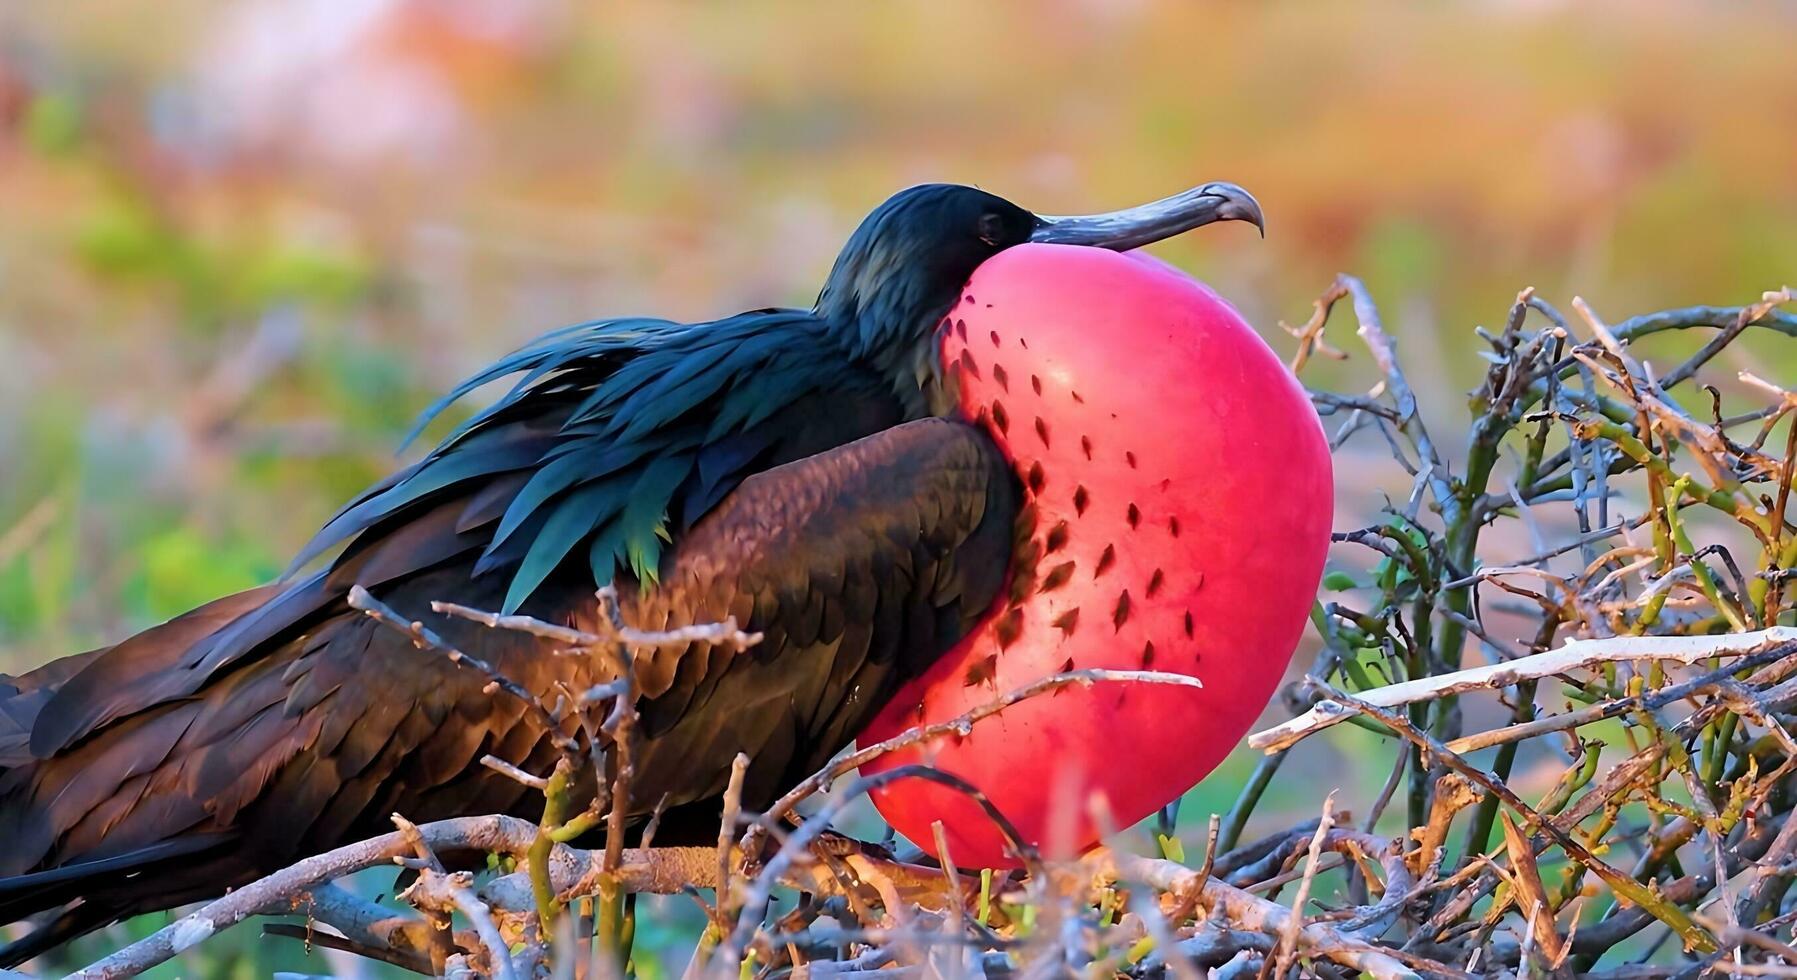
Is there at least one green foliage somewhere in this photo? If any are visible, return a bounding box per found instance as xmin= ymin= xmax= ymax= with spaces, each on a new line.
xmin=74 ymin=192 xmax=371 ymax=329
xmin=128 ymin=524 xmax=278 ymax=620
xmin=1320 ymin=570 xmax=1359 ymax=592
xmin=22 ymin=92 xmax=82 ymax=157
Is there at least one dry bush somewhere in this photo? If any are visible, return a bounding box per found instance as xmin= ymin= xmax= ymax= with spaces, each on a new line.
xmin=43 ymin=279 xmax=1797 ymax=980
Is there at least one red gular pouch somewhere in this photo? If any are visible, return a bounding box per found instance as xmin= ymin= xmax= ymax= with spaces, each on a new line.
xmin=859 ymin=243 xmax=1333 ymax=868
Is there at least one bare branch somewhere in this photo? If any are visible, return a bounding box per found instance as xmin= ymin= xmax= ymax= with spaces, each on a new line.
xmin=1251 ymin=627 xmax=1797 ymax=752
xmin=1086 ymin=848 xmax=1428 ymax=980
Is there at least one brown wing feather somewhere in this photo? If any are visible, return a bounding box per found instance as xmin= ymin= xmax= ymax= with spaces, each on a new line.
xmin=0 ymin=418 xmax=1014 ymax=964
xmin=623 ymin=417 xmax=1016 ymax=813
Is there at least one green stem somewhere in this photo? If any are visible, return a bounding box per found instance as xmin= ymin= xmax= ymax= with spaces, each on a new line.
xmin=530 ymin=762 xmax=573 ymax=921
xmin=595 ymin=875 xmax=631 ymax=975
xmin=1217 ymin=751 xmax=1287 ymax=853
xmin=1667 ymin=476 xmax=1750 ymax=632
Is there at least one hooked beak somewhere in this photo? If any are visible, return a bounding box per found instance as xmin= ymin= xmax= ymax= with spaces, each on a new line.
xmin=1030 ymin=181 xmax=1265 ymax=249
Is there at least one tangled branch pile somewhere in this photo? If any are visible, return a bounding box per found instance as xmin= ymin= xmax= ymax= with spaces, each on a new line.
xmin=48 ymin=279 xmax=1797 ymax=980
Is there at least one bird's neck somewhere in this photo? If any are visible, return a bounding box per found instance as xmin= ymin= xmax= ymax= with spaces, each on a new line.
xmin=816 ymin=284 xmax=962 ymax=421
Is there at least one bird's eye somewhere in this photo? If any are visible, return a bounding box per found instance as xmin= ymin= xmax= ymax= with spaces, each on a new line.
xmin=977 ymin=213 xmax=1007 ymax=246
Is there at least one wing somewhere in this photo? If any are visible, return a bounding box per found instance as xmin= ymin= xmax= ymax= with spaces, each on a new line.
xmin=0 ymin=418 xmax=1016 ymax=964
xmin=25 ymin=310 xmax=905 ymax=759
xmin=623 ymin=417 xmax=1019 ymax=813
xmin=295 ymin=308 xmax=916 ymax=610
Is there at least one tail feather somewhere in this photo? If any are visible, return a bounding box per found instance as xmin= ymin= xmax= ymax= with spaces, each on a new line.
xmin=0 ymin=834 xmax=240 ymax=969
xmin=0 ymin=558 xmax=568 ymax=963
xmin=0 ymin=900 xmax=116 ymax=970
xmin=0 ymin=834 xmax=234 ymax=923
xmin=0 ymin=588 xmax=283 ymax=964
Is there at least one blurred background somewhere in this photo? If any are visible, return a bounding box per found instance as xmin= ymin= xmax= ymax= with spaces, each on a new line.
xmin=2 ymin=1 xmax=1794 ymax=974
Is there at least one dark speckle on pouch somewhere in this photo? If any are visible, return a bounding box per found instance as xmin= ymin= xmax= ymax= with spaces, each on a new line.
xmin=995 ymin=607 xmax=1024 ymax=648
xmin=1040 ymin=560 xmax=1076 ymax=592
xmin=964 ymin=653 xmax=999 ymax=687
xmin=1095 ymin=543 xmax=1116 ymax=578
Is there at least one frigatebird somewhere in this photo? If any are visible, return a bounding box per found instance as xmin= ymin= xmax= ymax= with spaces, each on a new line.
xmin=0 ymin=180 xmax=1264 ymax=964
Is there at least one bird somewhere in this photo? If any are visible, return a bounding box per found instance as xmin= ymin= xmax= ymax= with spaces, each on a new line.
xmin=0 ymin=180 xmax=1267 ymax=965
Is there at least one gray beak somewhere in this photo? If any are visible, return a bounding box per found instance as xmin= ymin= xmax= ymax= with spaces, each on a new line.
xmin=1030 ymin=181 xmax=1265 ymax=249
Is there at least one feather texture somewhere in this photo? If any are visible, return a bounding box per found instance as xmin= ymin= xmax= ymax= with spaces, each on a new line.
xmin=1 ymin=408 xmax=1014 ymax=962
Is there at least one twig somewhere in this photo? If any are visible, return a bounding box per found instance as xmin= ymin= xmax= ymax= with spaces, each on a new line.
xmin=1250 ymin=627 xmax=1797 ymax=752
xmin=431 ymin=598 xmax=762 ymax=654
xmin=482 ymin=755 xmax=551 ymax=791
xmin=404 ymin=870 xmax=519 ymax=980
xmin=1336 ymin=273 xmax=1457 ymax=524
xmin=1318 ymin=689 xmax=1718 ymax=953
xmin=1269 ymin=791 xmax=1337 ymax=980
xmin=262 ymin=921 xmax=431 ymax=976
xmin=71 ymin=815 xmax=964 ymax=980
xmin=759 ymin=668 xmax=1202 ymax=831
xmin=1086 ymin=847 xmax=1427 ymax=980
xmin=1284 ymin=287 xmax=1350 ymax=374
xmin=389 ymin=812 xmax=457 ymax=970
xmin=262 ymin=883 xmax=438 ymax=976
xmin=717 ymin=753 xmax=751 ymax=927
xmin=1499 ymin=811 xmax=1567 ymax=971
xmin=70 ymin=816 xmax=537 ymax=979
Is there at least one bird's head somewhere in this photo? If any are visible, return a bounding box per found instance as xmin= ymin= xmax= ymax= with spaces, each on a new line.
xmin=815 ymin=182 xmax=1264 ymax=384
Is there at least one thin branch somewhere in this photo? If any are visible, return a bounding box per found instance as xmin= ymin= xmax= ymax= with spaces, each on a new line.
xmin=1086 ymin=847 xmax=1429 ymax=980
xmin=1271 ymin=792 xmax=1337 ymax=979
xmin=759 ymin=668 xmax=1202 ymax=831
xmin=1251 ymin=627 xmax=1797 ymax=752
